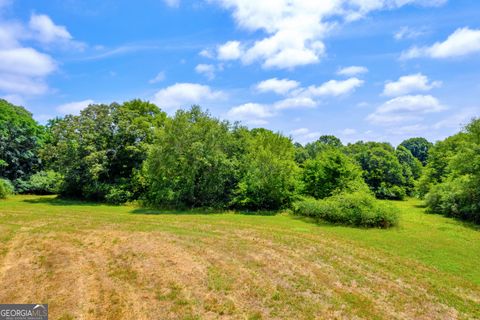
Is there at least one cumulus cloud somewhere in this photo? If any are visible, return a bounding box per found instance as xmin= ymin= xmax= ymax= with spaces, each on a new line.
xmin=57 ymin=99 xmax=95 ymax=115
xmin=337 ymin=66 xmax=368 ymax=76
xmin=195 ymin=64 xmax=216 ymax=80
xmin=367 ymin=95 xmax=446 ymax=124
xmin=0 ymin=12 xmax=83 ymax=99
xmin=153 ymin=83 xmax=226 ymax=111
xmin=227 ymin=102 xmax=273 ymax=125
xmin=307 ymin=78 xmax=364 ymax=97
xmin=274 ymin=97 xmax=317 ymax=110
xmin=217 ymin=41 xmax=242 ymax=60
xmin=401 ymin=27 xmax=480 ymax=59
xmin=256 ymin=78 xmax=300 ymax=95
xmin=383 ymin=73 xmax=441 ymax=97
xmin=210 ymin=0 xmax=446 ymax=69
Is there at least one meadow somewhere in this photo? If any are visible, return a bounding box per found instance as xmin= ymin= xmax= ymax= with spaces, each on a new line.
xmin=0 ymin=195 xmax=478 ymax=319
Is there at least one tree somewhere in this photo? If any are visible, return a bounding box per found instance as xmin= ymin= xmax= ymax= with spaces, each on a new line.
xmin=232 ymin=128 xmax=299 ymax=210
xmin=0 ymin=99 xmax=44 ymax=183
xmin=425 ymin=118 xmax=480 ymax=223
xmin=302 ymin=148 xmax=367 ymax=199
xmin=304 ymin=135 xmax=343 ymax=159
xmin=395 ymin=145 xmax=422 ymax=195
xmin=399 ymin=137 xmax=433 ymax=166
xmin=347 ymin=142 xmax=406 ymax=199
xmin=43 ymin=100 xmax=165 ymax=202
xmin=146 ymin=106 xmax=239 ymax=208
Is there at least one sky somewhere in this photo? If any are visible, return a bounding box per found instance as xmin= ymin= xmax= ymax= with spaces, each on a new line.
xmin=1 ymin=0 xmax=479 ymax=145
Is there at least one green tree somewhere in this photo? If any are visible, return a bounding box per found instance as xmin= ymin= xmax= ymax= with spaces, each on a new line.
xmin=146 ymin=106 xmax=239 ymax=208
xmin=399 ymin=137 xmax=433 ymax=166
xmin=232 ymin=128 xmax=299 ymax=210
xmin=0 ymin=99 xmax=44 ymax=183
xmin=302 ymin=148 xmax=367 ymax=199
xmin=304 ymin=135 xmax=343 ymax=160
xmin=425 ymin=118 xmax=480 ymax=223
xmin=43 ymin=100 xmax=165 ymax=202
xmin=348 ymin=142 xmax=406 ymax=199
xmin=395 ymin=145 xmax=422 ymax=195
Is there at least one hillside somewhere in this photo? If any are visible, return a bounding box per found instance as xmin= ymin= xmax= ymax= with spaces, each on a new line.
xmin=0 ymin=195 xmax=478 ymax=319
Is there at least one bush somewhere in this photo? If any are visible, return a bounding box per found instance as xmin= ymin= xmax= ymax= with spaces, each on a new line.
xmin=425 ymin=177 xmax=480 ymax=224
xmin=0 ymin=178 xmax=14 ymax=199
xmin=105 ymin=187 xmax=133 ymax=205
xmin=292 ymin=191 xmax=399 ymax=228
xmin=18 ymin=170 xmax=64 ymax=195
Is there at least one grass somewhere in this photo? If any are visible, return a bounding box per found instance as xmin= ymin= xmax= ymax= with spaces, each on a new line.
xmin=0 ymin=195 xmax=479 ymax=319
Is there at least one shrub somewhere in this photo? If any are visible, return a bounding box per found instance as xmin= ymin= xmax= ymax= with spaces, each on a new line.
xmin=0 ymin=178 xmax=14 ymax=199
xmin=105 ymin=187 xmax=133 ymax=205
xmin=19 ymin=170 xmax=64 ymax=195
xmin=292 ymin=191 xmax=399 ymax=228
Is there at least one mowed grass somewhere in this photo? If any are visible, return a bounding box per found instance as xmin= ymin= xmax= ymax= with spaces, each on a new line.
xmin=0 ymin=195 xmax=479 ymax=320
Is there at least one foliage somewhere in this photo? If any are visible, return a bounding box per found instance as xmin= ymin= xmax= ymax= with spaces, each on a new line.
xmin=293 ymin=191 xmax=399 ymax=228
xmin=302 ymin=148 xmax=368 ymax=199
xmin=347 ymin=142 xmax=406 ymax=199
xmin=400 ymin=137 xmax=433 ymax=166
xmin=304 ymin=135 xmax=343 ymax=160
xmin=395 ymin=145 xmax=422 ymax=196
xmin=0 ymin=99 xmax=44 ymax=182
xmin=146 ymin=106 xmax=239 ymax=208
xmin=232 ymin=128 xmax=300 ymax=210
xmin=16 ymin=170 xmax=64 ymax=195
xmin=425 ymin=118 xmax=480 ymax=223
xmin=42 ymin=100 xmax=165 ymax=202
xmin=0 ymin=178 xmax=14 ymax=199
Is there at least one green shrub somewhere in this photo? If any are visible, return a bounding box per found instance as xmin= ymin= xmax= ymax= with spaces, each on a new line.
xmin=105 ymin=187 xmax=133 ymax=205
xmin=425 ymin=176 xmax=480 ymax=224
xmin=19 ymin=170 xmax=64 ymax=195
xmin=0 ymin=178 xmax=14 ymax=199
xmin=293 ymin=191 xmax=399 ymax=228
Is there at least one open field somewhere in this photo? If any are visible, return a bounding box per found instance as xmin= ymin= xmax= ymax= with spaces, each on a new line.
xmin=0 ymin=195 xmax=479 ymax=319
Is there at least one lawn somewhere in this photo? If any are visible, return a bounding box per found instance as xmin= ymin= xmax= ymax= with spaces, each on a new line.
xmin=0 ymin=195 xmax=479 ymax=319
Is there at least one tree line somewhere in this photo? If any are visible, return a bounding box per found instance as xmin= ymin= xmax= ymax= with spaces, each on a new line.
xmin=1 ymin=98 xmax=478 ymax=225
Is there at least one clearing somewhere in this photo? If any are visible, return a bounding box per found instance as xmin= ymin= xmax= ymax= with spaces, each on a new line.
xmin=0 ymin=195 xmax=479 ymax=319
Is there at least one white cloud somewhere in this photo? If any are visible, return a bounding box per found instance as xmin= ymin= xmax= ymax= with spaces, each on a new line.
xmin=29 ymin=14 xmax=71 ymax=43
xmin=149 ymin=71 xmax=165 ymax=84
xmin=274 ymin=97 xmax=317 ymax=110
xmin=153 ymin=83 xmax=226 ymax=111
xmin=337 ymin=66 xmax=368 ymax=76
xmin=256 ymin=78 xmax=300 ymax=95
xmin=0 ymin=74 xmax=48 ymax=95
xmin=387 ymin=124 xmax=428 ymax=135
xmin=163 ymin=0 xmax=180 ymax=8
xmin=289 ymin=128 xmax=321 ymax=144
xmin=227 ymin=102 xmax=273 ymax=125
xmin=383 ymin=73 xmax=441 ymax=97
xmin=307 ymin=78 xmax=364 ymax=97
xmin=367 ymin=95 xmax=446 ymax=125
xmin=0 ymin=47 xmax=56 ymax=77
xmin=217 ymin=41 xmax=242 ymax=60
xmin=211 ymin=0 xmax=446 ymax=69
xmin=394 ymin=26 xmax=427 ymax=40
xmin=57 ymin=99 xmax=95 ymax=115
xmin=341 ymin=128 xmax=356 ymax=135
xmin=195 ymin=64 xmax=216 ymax=80
xmin=199 ymin=49 xmax=214 ymax=58
xmin=401 ymin=27 xmax=480 ymax=59
xmin=433 ymin=107 xmax=480 ymax=130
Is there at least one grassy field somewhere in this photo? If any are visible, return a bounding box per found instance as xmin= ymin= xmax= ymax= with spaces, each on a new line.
xmin=0 ymin=195 xmax=479 ymax=319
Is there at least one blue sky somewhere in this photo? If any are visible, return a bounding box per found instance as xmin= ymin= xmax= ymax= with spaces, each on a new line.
xmin=1 ymin=0 xmax=479 ymax=145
